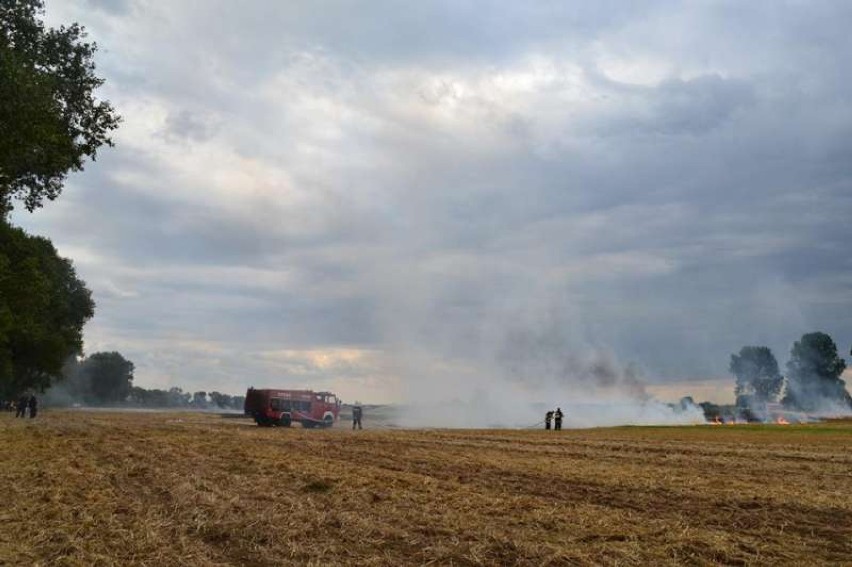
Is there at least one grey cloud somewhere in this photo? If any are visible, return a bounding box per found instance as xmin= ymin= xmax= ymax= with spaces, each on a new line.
xmin=162 ymin=109 xmax=219 ymax=143
xmin=83 ymin=0 xmax=132 ymax=16
xmin=650 ymin=75 xmax=754 ymax=135
xmin=14 ymin=1 xmax=852 ymax=402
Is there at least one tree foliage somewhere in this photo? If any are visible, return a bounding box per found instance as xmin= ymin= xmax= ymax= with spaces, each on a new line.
xmin=783 ymin=332 xmax=851 ymax=412
xmin=45 ymin=352 xmax=136 ymax=405
xmin=729 ymin=346 xmax=783 ymax=403
xmin=0 ymin=0 xmax=120 ymax=213
xmin=82 ymin=351 xmax=133 ymax=404
xmin=0 ymin=221 xmax=94 ymax=398
xmin=209 ymin=391 xmax=240 ymax=409
xmin=192 ymin=391 xmax=208 ymax=407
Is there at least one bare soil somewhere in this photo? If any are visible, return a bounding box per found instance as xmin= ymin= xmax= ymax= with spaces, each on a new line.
xmin=1 ymin=411 xmax=850 ymax=566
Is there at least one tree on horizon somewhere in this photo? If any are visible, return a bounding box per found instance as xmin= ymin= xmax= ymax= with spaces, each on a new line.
xmin=783 ymin=332 xmax=851 ymax=412
xmin=729 ymin=346 xmax=783 ymax=404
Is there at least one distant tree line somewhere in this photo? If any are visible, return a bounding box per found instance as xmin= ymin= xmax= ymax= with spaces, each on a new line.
xmin=127 ymin=387 xmax=244 ymax=411
xmin=729 ymin=331 xmax=851 ymax=416
xmin=42 ymin=351 xmax=245 ymax=410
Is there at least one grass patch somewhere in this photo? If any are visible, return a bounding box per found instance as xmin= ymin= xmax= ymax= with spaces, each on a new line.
xmin=302 ymin=478 xmax=334 ymax=493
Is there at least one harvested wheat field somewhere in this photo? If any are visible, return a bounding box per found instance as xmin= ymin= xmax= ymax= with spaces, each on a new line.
xmin=0 ymin=411 xmax=850 ymax=566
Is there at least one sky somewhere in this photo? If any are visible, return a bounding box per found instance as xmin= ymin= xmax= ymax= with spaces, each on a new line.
xmin=12 ymin=0 xmax=852 ymax=405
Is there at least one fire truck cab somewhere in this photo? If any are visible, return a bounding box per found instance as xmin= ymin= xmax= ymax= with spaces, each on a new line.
xmin=244 ymin=388 xmax=340 ymax=428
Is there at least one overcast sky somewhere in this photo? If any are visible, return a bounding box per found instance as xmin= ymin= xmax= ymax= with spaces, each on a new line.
xmin=13 ymin=0 xmax=852 ymax=403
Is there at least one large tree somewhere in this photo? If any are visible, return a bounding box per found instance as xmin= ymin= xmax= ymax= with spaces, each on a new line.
xmin=0 ymin=0 xmax=120 ymax=213
xmin=729 ymin=346 xmax=783 ymax=403
xmin=81 ymin=351 xmax=134 ymax=404
xmin=783 ymin=332 xmax=851 ymax=412
xmin=0 ymin=221 xmax=94 ymax=398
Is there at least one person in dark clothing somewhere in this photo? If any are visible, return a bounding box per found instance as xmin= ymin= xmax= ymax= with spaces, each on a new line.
xmin=545 ymin=410 xmax=553 ymax=430
xmin=554 ymin=407 xmax=564 ymax=431
xmin=352 ymin=405 xmax=363 ymax=430
xmin=16 ymin=395 xmax=28 ymax=418
xmin=28 ymin=395 xmax=38 ymax=419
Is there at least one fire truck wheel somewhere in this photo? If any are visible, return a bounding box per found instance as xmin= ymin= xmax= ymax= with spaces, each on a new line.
xmin=279 ymin=416 xmax=291 ymax=427
xmin=322 ymin=415 xmax=334 ymax=428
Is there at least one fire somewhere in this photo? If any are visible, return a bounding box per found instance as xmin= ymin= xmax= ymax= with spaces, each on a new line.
xmin=711 ymin=416 xmax=722 ymax=425
xmin=776 ymin=416 xmax=790 ymax=425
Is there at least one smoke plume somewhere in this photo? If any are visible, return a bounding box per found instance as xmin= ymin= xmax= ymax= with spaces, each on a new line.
xmin=381 ymin=296 xmax=705 ymax=428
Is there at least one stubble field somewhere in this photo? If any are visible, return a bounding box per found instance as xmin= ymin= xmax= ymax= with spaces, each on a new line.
xmin=0 ymin=411 xmax=850 ymax=566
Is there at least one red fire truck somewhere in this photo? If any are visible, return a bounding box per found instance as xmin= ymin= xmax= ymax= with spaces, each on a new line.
xmin=244 ymin=388 xmax=341 ymax=428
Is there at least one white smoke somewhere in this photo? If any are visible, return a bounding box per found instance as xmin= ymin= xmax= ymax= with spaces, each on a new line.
xmin=395 ymin=389 xmax=705 ymax=429
xmin=802 ymin=397 xmax=852 ymax=418
xmin=354 ymin=220 xmax=714 ymax=429
xmin=380 ymin=304 xmax=705 ymax=428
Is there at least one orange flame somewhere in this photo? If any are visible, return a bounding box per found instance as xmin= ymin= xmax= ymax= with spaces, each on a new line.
xmin=776 ymin=416 xmax=790 ymax=425
xmin=711 ymin=416 xmax=722 ymax=425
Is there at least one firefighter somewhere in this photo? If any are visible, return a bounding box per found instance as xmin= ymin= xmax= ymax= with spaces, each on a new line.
xmin=28 ymin=395 xmax=38 ymax=419
xmin=352 ymin=404 xmax=363 ymax=430
xmin=15 ymin=395 xmax=28 ymax=418
xmin=545 ymin=410 xmax=553 ymax=430
xmin=554 ymin=407 xmax=564 ymax=431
